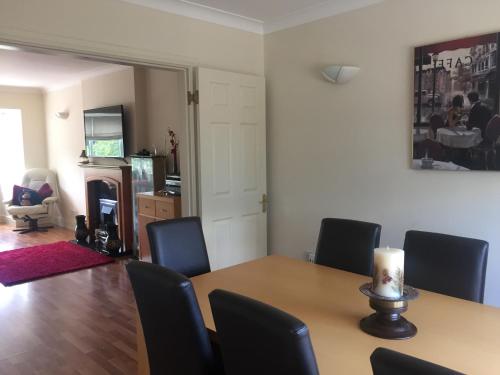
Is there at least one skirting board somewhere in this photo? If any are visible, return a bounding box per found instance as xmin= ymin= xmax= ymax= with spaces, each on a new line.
xmin=0 ymin=216 xmax=14 ymax=225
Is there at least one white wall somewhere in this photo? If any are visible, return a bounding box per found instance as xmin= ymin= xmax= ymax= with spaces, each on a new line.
xmin=44 ymin=65 xmax=183 ymax=227
xmin=264 ymin=0 xmax=500 ymax=306
xmin=81 ymin=66 xmax=140 ymax=154
xmin=44 ymin=84 xmax=85 ymax=228
xmin=0 ymin=86 xmax=47 ymax=169
xmin=45 ymin=67 xmax=140 ymax=227
xmin=0 ymin=0 xmax=264 ymax=75
xmin=133 ymin=66 xmax=148 ymax=152
xmin=143 ymin=68 xmax=182 ymax=172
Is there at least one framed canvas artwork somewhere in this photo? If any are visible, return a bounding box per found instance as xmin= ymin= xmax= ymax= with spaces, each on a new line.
xmin=413 ymin=33 xmax=500 ymax=171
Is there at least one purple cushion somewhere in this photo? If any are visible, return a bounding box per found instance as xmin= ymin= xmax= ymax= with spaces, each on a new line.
xmin=37 ymin=183 xmax=53 ymax=199
xmin=11 ymin=185 xmax=23 ymax=206
xmin=12 ymin=186 xmax=43 ymax=206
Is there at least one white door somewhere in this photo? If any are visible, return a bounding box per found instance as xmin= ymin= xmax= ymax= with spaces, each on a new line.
xmin=197 ymin=68 xmax=267 ymax=270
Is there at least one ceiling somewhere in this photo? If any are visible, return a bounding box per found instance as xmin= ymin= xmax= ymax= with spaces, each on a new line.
xmin=122 ymin=0 xmax=384 ymax=33
xmin=0 ymin=48 xmax=125 ymax=91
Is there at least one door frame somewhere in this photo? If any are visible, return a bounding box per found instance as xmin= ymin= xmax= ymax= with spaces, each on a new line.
xmin=0 ymin=36 xmax=199 ymax=216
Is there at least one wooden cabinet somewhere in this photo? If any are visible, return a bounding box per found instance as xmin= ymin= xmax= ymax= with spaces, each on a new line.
xmin=155 ymin=200 xmax=175 ymax=219
xmin=138 ymin=198 xmax=155 ymax=217
xmin=137 ymin=215 xmax=156 ymax=261
xmin=137 ymin=192 xmax=181 ymax=261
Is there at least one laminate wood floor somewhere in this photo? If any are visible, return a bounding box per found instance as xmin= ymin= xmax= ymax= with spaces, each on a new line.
xmin=0 ymin=224 xmax=138 ymax=375
xmin=0 ymin=224 xmax=75 ymax=253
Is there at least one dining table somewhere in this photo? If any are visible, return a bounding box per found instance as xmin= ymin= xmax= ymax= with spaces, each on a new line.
xmin=412 ymin=159 xmax=469 ymax=171
xmin=436 ymin=127 xmax=482 ymax=148
xmin=136 ymin=255 xmax=500 ymax=374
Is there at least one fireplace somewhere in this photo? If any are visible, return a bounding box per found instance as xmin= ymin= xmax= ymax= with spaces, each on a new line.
xmin=81 ymin=165 xmax=133 ymax=255
xmin=99 ymin=198 xmax=118 ymax=226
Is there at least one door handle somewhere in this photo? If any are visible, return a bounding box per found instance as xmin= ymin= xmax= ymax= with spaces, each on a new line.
xmin=259 ymin=194 xmax=268 ymax=213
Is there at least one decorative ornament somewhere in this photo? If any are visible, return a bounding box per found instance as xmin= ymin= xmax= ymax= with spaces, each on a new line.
xmin=168 ymin=128 xmax=179 ymax=175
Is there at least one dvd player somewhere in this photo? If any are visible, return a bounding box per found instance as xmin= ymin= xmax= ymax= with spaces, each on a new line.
xmin=165 ymin=174 xmax=181 ymax=196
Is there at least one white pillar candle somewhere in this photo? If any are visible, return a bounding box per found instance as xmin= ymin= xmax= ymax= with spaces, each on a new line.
xmin=373 ymin=247 xmax=405 ymax=298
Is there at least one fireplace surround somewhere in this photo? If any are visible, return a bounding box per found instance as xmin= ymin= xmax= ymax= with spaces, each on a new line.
xmin=80 ymin=164 xmax=133 ymax=254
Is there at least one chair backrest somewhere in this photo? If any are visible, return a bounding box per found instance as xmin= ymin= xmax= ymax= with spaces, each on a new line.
xmin=22 ymin=168 xmax=59 ymax=198
xmin=209 ymin=289 xmax=319 ymax=375
xmin=146 ymin=216 xmax=211 ymax=277
xmin=315 ymin=218 xmax=381 ymax=276
xmin=404 ymin=230 xmax=488 ymax=303
xmin=370 ymin=348 xmax=464 ymax=375
xmin=126 ymin=261 xmax=218 ymax=375
xmin=414 ymin=139 xmax=445 ymax=161
xmin=429 ymin=114 xmax=445 ymax=135
xmin=485 ymin=115 xmax=500 ymax=144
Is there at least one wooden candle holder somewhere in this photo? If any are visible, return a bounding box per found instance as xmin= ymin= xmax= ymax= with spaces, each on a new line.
xmin=359 ymin=283 xmax=419 ymax=340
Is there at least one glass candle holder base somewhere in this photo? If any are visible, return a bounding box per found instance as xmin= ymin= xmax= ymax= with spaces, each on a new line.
xmin=359 ymin=283 xmax=419 ymax=340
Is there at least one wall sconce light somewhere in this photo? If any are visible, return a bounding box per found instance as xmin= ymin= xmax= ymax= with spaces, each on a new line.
xmin=0 ymin=44 xmax=20 ymax=51
xmin=55 ymin=111 xmax=69 ymax=119
xmin=322 ymin=65 xmax=360 ymax=84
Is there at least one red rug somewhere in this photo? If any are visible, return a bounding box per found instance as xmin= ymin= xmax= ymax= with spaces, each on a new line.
xmin=0 ymin=241 xmax=114 ymax=286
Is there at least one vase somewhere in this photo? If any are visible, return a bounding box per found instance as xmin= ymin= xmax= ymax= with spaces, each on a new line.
xmin=105 ymin=223 xmax=122 ymax=256
xmin=75 ymin=215 xmax=89 ymax=245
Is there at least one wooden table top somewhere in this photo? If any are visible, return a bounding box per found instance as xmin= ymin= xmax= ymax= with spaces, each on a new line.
xmin=189 ymin=255 xmax=500 ymax=374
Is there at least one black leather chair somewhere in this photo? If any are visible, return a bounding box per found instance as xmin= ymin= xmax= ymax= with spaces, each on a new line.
xmin=126 ymin=261 xmax=221 ymax=375
xmin=315 ymin=218 xmax=381 ymax=276
xmin=370 ymin=347 xmax=464 ymax=375
xmin=146 ymin=216 xmax=211 ymax=277
xmin=209 ymin=289 xmax=319 ymax=375
xmin=404 ymin=230 xmax=488 ymax=303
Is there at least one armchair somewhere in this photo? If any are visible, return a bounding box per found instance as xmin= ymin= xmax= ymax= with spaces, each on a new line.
xmin=5 ymin=168 xmax=62 ymax=232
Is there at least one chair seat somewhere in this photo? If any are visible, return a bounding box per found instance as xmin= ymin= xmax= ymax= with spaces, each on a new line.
xmin=209 ymin=289 xmax=320 ymax=375
xmin=126 ymin=261 xmax=221 ymax=375
xmin=315 ymin=218 xmax=381 ymax=276
xmin=404 ymin=230 xmax=488 ymax=303
xmin=7 ymin=204 xmax=48 ymax=216
xmin=146 ymin=217 xmax=211 ymax=277
xmin=371 ymin=347 xmax=464 ymax=375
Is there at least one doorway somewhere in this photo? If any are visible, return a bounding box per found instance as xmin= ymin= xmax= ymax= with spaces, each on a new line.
xmin=0 ymin=43 xmax=195 ymax=256
xmin=0 ymin=40 xmax=268 ymax=269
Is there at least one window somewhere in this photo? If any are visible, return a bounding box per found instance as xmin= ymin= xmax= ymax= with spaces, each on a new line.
xmin=0 ymin=108 xmax=24 ymax=201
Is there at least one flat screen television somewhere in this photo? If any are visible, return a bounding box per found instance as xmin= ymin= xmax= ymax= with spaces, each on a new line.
xmin=84 ymin=105 xmax=126 ymax=158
